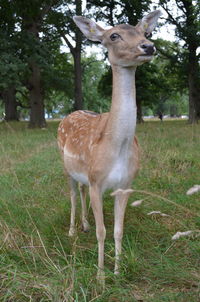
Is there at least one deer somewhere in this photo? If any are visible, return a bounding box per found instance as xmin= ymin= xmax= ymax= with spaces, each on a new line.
xmin=57 ymin=10 xmax=161 ymax=285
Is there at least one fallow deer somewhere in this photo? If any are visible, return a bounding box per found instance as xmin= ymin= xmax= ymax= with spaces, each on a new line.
xmin=58 ymin=10 xmax=161 ymax=284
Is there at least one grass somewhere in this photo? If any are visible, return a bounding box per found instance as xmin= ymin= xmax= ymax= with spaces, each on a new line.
xmin=0 ymin=120 xmax=199 ymax=301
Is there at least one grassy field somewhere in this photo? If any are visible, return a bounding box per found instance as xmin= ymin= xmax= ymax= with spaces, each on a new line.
xmin=0 ymin=120 xmax=199 ymax=302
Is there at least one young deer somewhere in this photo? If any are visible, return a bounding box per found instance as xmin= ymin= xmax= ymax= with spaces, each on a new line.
xmin=58 ymin=10 xmax=161 ymax=283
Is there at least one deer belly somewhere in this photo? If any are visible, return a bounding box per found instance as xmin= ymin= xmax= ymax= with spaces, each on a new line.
xmin=70 ymin=171 xmax=89 ymax=185
xmin=63 ymin=147 xmax=89 ymax=185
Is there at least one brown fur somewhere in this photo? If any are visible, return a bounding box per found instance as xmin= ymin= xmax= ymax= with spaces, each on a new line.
xmin=58 ymin=111 xmax=139 ymax=185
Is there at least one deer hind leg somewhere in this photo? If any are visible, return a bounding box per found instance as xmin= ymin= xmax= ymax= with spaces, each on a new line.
xmin=68 ymin=177 xmax=78 ymax=237
xmin=89 ymin=185 xmax=106 ymax=287
xmin=79 ymin=183 xmax=90 ymax=232
xmin=114 ymin=191 xmax=130 ymax=274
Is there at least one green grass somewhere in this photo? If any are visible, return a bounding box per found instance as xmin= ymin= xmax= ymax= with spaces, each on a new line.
xmin=0 ymin=120 xmax=199 ymax=301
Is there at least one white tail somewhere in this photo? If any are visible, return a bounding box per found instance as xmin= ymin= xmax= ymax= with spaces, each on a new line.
xmin=58 ymin=10 xmax=161 ymax=286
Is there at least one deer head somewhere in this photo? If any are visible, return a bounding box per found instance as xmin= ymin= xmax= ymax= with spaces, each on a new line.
xmin=73 ymin=10 xmax=161 ymax=67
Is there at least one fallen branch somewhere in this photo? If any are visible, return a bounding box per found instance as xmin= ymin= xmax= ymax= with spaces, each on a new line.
xmin=171 ymin=230 xmax=200 ymax=240
xmin=131 ymin=199 xmax=144 ymax=207
xmin=186 ymin=185 xmax=200 ymax=196
xmin=147 ymin=211 xmax=170 ymax=217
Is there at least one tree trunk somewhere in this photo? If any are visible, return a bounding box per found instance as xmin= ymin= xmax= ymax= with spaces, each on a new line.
xmin=2 ymin=87 xmax=19 ymax=121
xmin=59 ymin=0 xmax=83 ymax=111
xmin=188 ymin=52 xmax=200 ymax=123
xmin=136 ymin=98 xmax=144 ymax=123
xmin=73 ymin=0 xmax=83 ymax=111
xmin=25 ymin=23 xmax=46 ymax=128
xmin=73 ymin=50 xmax=83 ymax=110
xmin=28 ymin=62 xmax=46 ymax=128
xmin=185 ymin=3 xmax=200 ymax=124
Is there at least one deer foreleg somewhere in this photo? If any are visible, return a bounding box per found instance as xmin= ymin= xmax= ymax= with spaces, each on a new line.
xmin=89 ymin=185 xmax=106 ymax=286
xmin=114 ymin=191 xmax=129 ymax=274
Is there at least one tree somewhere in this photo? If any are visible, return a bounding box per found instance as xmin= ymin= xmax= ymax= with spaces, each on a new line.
xmin=82 ymin=55 xmax=108 ymax=112
xmin=49 ymin=0 xmax=84 ymax=111
xmin=43 ymin=52 xmax=74 ymax=116
xmin=0 ymin=0 xmax=26 ymax=121
xmin=87 ymin=0 xmax=152 ymax=25
xmin=0 ymin=0 xmax=89 ymax=124
xmin=14 ymin=0 xmax=61 ymax=128
xmin=159 ymin=0 xmax=200 ymax=123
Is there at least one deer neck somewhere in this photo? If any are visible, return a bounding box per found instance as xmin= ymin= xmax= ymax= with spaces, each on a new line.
xmin=106 ymin=65 xmax=137 ymax=145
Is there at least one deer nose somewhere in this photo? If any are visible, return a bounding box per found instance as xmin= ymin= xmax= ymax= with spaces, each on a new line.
xmin=140 ymin=44 xmax=155 ymax=55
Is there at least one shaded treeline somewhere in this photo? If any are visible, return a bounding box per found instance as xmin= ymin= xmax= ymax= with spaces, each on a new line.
xmin=0 ymin=0 xmax=199 ymax=127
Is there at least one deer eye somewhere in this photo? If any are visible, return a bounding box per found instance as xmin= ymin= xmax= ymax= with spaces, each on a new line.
xmin=110 ymin=33 xmax=121 ymax=41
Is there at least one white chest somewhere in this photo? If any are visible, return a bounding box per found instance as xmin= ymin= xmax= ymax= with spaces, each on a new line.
xmin=104 ymin=142 xmax=132 ymax=191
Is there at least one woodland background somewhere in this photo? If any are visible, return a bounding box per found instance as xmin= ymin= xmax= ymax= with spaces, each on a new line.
xmin=0 ymin=0 xmax=200 ymax=127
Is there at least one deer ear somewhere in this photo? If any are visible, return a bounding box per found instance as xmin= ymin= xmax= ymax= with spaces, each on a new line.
xmin=73 ymin=16 xmax=105 ymax=42
xmin=137 ymin=10 xmax=162 ymax=34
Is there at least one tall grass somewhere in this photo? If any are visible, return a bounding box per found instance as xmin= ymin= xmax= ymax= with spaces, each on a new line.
xmin=0 ymin=120 xmax=199 ymax=301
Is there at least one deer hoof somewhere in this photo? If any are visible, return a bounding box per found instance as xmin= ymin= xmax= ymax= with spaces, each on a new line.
xmin=97 ymin=269 xmax=105 ymax=291
xmin=82 ymin=221 xmax=90 ymax=232
xmin=68 ymin=227 xmax=76 ymax=237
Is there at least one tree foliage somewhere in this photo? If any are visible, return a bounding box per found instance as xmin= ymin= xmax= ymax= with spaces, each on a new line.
xmin=0 ymin=0 xmax=199 ymax=125
xmin=158 ymin=0 xmax=200 ymax=123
